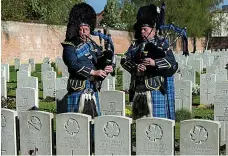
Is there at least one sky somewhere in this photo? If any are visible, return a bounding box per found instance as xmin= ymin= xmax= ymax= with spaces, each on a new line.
xmin=86 ymin=0 xmax=228 ymax=13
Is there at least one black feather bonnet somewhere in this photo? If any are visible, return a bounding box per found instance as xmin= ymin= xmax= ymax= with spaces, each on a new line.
xmin=66 ymin=3 xmax=96 ymax=41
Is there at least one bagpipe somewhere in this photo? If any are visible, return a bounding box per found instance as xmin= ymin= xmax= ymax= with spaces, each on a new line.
xmin=85 ymin=29 xmax=115 ymax=76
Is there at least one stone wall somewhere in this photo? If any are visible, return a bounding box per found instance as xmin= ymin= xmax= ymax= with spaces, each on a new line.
xmin=2 ymin=21 xmax=206 ymax=64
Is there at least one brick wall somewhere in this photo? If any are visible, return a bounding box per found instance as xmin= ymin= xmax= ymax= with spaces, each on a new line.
xmin=1 ymin=21 xmax=206 ymax=64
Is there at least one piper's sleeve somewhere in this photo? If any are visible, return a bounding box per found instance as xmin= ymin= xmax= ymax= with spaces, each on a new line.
xmin=154 ymin=49 xmax=178 ymax=76
xmin=62 ymin=43 xmax=94 ymax=78
xmin=120 ymin=44 xmax=138 ymax=73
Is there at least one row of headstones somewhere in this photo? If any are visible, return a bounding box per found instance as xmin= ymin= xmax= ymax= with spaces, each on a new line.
xmin=174 ymin=74 xmax=228 ymax=145
xmin=2 ymin=108 xmax=227 ymax=155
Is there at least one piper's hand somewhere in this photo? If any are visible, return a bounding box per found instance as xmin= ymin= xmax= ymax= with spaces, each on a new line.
xmin=90 ymin=69 xmax=107 ymax=78
xmin=104 ymin=65 xmax=113 ymax=73
xmin=142 ymin=58 xmax=155 ymax=66
xmin=137 ymin=64 xmax=146 ymax=72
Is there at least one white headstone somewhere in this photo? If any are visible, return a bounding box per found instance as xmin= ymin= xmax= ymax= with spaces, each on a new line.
xmin=28 ymin=58 xmax=35 ymax=72
xmin=206 ymin=65 xmax=218 ymax=74
xmin=122 ymin=69 xmax=131 ymax=91
xmin=17 ymin=76 xmax=39 ymax=103
xmin=43 ymin=57 xmax=50 ymax=64
xmin=180 ymin=65 xmax=196 ymax=84
xmin=56 ymin=77 xmax=68 ymax=90
xmin=14 ymin=58 xmax=21 ymax=71
xmin=56 ymin=113 xmax=91 ymax=155
xmin=19 ymin=64 xmax=31 ymax=74
xmin=1 ymin=76 xmax=7 ymax=98
xmin=106 ymin=74 xmax=116 ymax=91
xmin=100 ymin=91 xmax=125 ymax=116
xmin=200 ymin=74 xmax=216 ymax=105
xmin=175 ymin=80 xmax=192 ymax=111
xmin=215 ymin=69 xmax=227 ymax=81
xmin=215 ymin=81 xmax=228 ymax=95
xmin=17 ymin=70 xmax=30 ymax=83
xmin=1 ymin=64 xmax=10 ymax=82
xmin=101 ymin=78 xmax=110 ymax=91
xmin=1 ymin=109 xmax=17 ymax=155
xmin=16 ymin=87 xmax=38 ymax=111
xmin=95 ymin=116 xmax=132 ymax=155
xmin=19 ymin=111 xmax=53 ymax=155
xmin=136 ymin=117 xmax=175 ymax=155
xmin=43 ymin=71 xmax=56 ymax=98
xmin=180 ymin=119 xmax=221 ymax=155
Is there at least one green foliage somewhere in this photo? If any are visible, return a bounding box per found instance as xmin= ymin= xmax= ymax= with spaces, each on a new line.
xmin=1 ymin=0 xmax=84 ymax=25
xmin=175 ymin=109 xmax=192 ymax=122
xmin=101 ymin=0 xmax=122 ymax=29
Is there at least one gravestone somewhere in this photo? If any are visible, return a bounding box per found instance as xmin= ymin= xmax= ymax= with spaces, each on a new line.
xmin=1 ymin=66 xmax=6 ymax=78
xmin=189 ymin=59 xmax=203 ymax=73
xmin=1 ymin=109 xmax=17 ymax=155
xmin=17 ymin=70 xmax=30 ymax=83
xmin=61 ymin=68 xmax=69 ymax=78
xmin=106 ymin=74 xmax=116 ymax=91
xmin=214 ymin=95 xmax=228 ymax=146
xmin=41 ymin=64 xmax=53 ymax=81
xmin=28 ymin=58 xmax=35 ymax=71
xmin=56 ymin=77 xmax=68 ymax=90
xmin=101 ymin=78 xmax=110 ymax=91
xmin=1 ymin=64 xmax=9 ymax=82
xmin=175 ymin=80 xmax=192 ymax=111
xmin=100 ymin=91 xmax=125 ymax=116
xmin=200 ymin=74 xmax=216 ymax=105
xmin=55 ymin=57 xmax=62 ymax=71
xmin=16 ymin=88 xmax=38 ymax=111
xmin=122 ymin=69 xmax=131 ymax=91
xmin=19 ymin=111 xmax=53 ymax=155
xmin=136 ymin=117 xmax=175 ymax=155
xmin=19 ymin=64 xmax=31 ymax=74
xmin=56 ymin=89 xmax=68 ymax=114
xmin=43 ymin=71 xmax=56 ymax=98
xmin=14 ymin=58 xmax=20 ymax=71
xmin=1 ymin=76 xmax=7 ymax=98
xmin=56 ymin=113 xmax=91 ymax=155
xmin=215 ymin=69 xmax=227 ymax=81
xmin=43 ymin=57 xmax=50 ymax=64
xmin=180 ymin=65 xmax=196 ymax=84
xmin=17 ymin=76 xmax=39 ymax=103
xmin=174 ymin=73 xmax=181 ymax=81
xmin=206 ymin=65 xmax=218 ymax=74
xmin=95 ymin=115 xmax=132 ymax=155
xmin=225 ymin=107 xmax=228 ymax=155
xmin=180 ymin=119 xmax=220 ymax=155
xmin=115 ymin=55 xmax=123 ymax=71
xmin=215 ymin=81 xmax=228 ymax=95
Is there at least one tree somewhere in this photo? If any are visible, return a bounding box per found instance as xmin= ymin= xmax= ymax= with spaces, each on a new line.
xmin=1 ymin=0 xmax=84 ymax=25
xmin=100 ymin=0 xmax=123 ymax=29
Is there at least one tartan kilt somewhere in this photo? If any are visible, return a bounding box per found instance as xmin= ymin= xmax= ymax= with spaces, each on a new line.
xmin=67 ymin=80 xmax=101 ymax=116
xmin=151 ymin=76 xmax=175 ymax=120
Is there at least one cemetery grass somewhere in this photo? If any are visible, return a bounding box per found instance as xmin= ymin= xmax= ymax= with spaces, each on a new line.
xmin=6 ymin=64 xmax=212 ymax=140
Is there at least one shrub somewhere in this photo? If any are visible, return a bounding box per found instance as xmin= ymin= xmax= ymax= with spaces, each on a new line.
xmin=175 ymin=108 xmax=192 ymax=122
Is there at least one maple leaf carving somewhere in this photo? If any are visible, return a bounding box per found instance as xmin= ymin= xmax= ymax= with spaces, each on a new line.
xmin=104 ymin=121 xmax=120 ymax=138
xmin=145 ymin=124 xmax=163 ymax=142
xmin=64 ymin=118 xmax=80 ymax=136
xmin=190 ymin=125 xmax=208 ymax=144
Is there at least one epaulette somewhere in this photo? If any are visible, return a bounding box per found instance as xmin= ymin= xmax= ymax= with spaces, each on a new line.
xmin=61 ymin=41 xmax=76 ymax=47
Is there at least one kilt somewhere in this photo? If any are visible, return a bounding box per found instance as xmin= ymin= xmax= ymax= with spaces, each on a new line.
xmin=67 ymin=80 xmax=101 ymax=116
xmin=151 ymin=76 xmax=175 ymax=120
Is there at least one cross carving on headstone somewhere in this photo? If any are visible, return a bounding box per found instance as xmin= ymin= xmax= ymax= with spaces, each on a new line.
xmin=204 ymin=88 xmax=211 ymax=101
xmin=177 ymin=89 xmax=189 ymax=109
